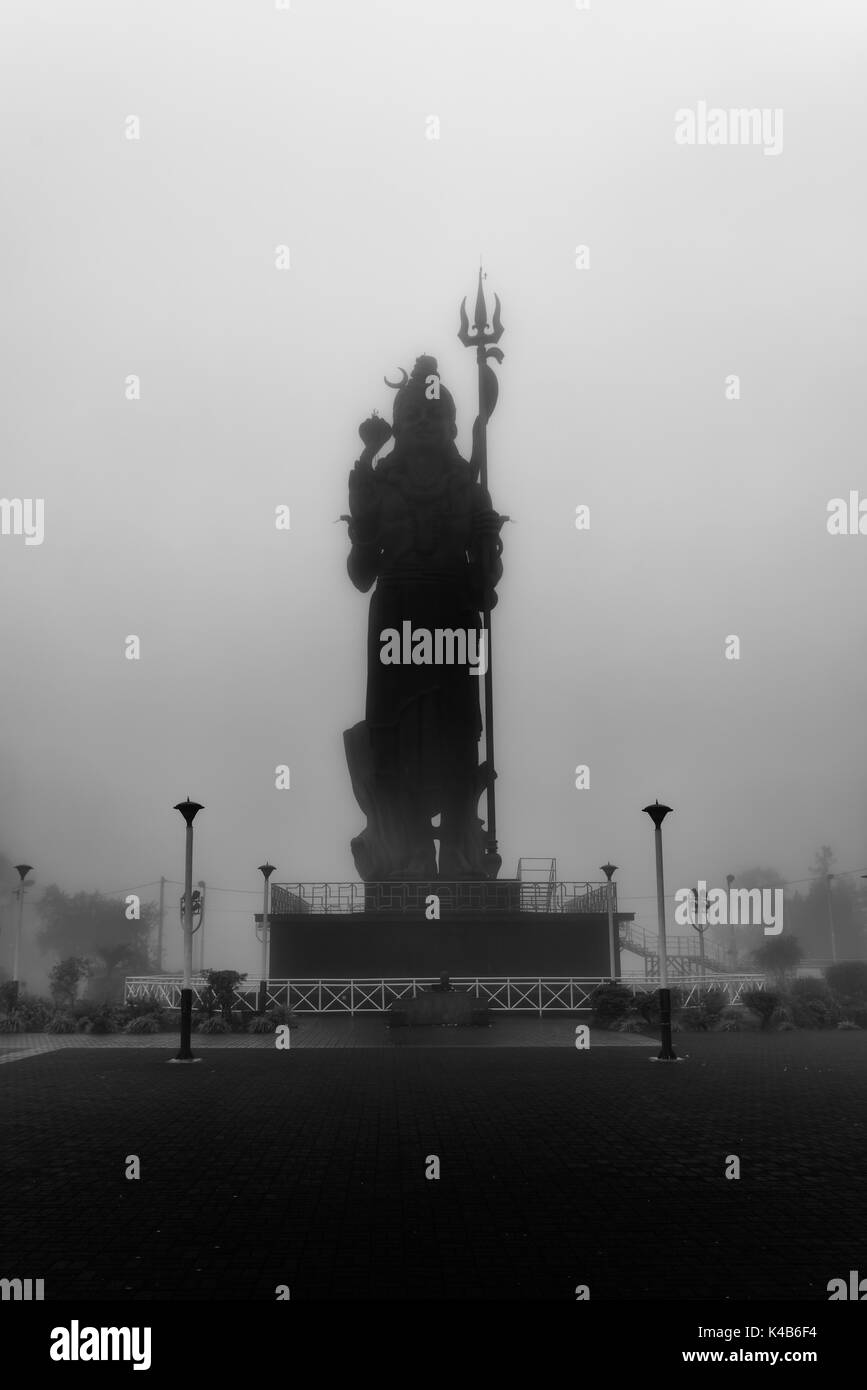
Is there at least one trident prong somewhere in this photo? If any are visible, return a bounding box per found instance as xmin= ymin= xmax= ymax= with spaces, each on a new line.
xmin=458 ymin=269 xmax=504 ymax=348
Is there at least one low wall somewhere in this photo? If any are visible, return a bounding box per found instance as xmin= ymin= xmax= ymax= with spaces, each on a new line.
xmin=267 ymin=910 xmax=626 ymax=978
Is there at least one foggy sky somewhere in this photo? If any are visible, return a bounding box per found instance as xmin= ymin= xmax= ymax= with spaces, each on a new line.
xmin=2 ymin=0 xmax=865 ymax=979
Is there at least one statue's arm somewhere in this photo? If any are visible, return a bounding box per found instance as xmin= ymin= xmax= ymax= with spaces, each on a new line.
xmin=346 ymin=415 xmax=392 ymax=592
xmin=468 ymin=483 xmax=504 ymax=610
xmin=347 ymin=454 xmax=381 ymax=593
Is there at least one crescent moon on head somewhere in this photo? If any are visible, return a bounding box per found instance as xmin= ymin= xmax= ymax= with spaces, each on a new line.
xmin=384 ymin=369 xmax=408 ymax=390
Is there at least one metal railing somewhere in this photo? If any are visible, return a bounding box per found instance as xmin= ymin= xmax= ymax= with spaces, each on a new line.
xmin=125 ymin=973 xmax=766 ymax=1015
xmin=620 ymin=925 xmax=732 ymax=972
xmin=268 ymin=880 xmax=614 ymax=914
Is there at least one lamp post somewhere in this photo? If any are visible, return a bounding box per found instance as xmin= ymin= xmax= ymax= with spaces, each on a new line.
xmin=825 ymin=874 xmax=838 ymax=964
xmin=173 ymin=799 xmax=203 ymax=1061
xmin=12 ymin=864 xmax=33 ymax=1005
xmin=258 ymin=862 xmax=276 ymax=1014
xmin=725 ymin=874 xmax=736 ymax=971
xmin=642 ymin=802 xmax=676 ymax=1061
xmin=600 ymin=863 xmax=618 ymax=983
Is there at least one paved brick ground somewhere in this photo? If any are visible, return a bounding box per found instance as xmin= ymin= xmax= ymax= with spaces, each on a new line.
xmin=0 ymin=1015 xmax=651 ymax=1059
xmin=0 ymin=1029 xmax=865 ymax=1300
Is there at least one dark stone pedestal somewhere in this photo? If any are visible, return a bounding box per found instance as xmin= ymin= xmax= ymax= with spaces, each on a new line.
xmin=387 ymin=989 xmax=490 ymax=1028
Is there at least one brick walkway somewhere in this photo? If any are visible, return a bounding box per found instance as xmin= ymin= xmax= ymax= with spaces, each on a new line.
xmin=0 ymin=1015 xmax=653 ymax=1061
xmin=1 ymin=1030 xmax=864 ymax=1300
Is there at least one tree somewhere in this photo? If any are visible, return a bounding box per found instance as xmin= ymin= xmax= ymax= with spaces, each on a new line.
xmin=89 ymin=944 xmax=138 ymax=1004
xmin=200 ymin=970 xmax=247 ymax=1023
xmin=751 ymin=935 xmax=803 ymax=984
xmin=36 ymin=887 xmax=156 ymax=975
xmin=727 ymin=867 xmax=786 ymax=964
xmin=786 ymin=848 xmax=866 ymax=961
xmin=49 ymin=956 xmax=92 ymax=1009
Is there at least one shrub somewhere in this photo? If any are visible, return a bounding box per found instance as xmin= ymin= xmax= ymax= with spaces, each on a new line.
xmin=125 ymin=996 xmax=164 ymax=1019
xmin=699 ymin=987 xmax=727 ymax=1017
xmin=714 ymin=1004 xmax=762 ymax=1032
xmin=248 ymin=1015 xmax=276 ymax=1033
xmin=838 ymin=1020 xmax=861 ymax=1030
xmin=46 ymin=1013 xmax=77 ymax=1034
xmin=123 ymin=1016 xmax=159 ymax=1034
xmin=590 ymin=984 xmax=635 ymax=1030
xmin=740 ymin=988 xmax=778 ymax=1029
xmin=825 ymin=961 xmax=867 ymax=1004
xmin=87 ymin=1014 xmax=117 ymax=1034
xmin=196 ymin=1016 xmax=231 ymax=1034
xmin=267 ymin=1006 xmax=299 ymax=1028
xmin=789 ymin=996 xmax=840 ymax=1029
xmin=0 ymin=1012 xmax=25 ymax=1033
xmin=678 ymin=1006 xmax=709 ymax=1032
xmin=613 ymin=1013 xmax=651 ymax=1033
xmin=76 ymin=1016 xmax=92 ymax=1033
xmin=3 ymin=997 xmax=51 ymax=1032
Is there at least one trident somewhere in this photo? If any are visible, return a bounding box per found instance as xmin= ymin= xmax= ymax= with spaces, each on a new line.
xmin=459 ymin=266 xmax=505 ymax=878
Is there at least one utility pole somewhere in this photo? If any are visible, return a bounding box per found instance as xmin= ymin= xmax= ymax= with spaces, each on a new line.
xmin=157 ymin=875 xmax=165 ymax=974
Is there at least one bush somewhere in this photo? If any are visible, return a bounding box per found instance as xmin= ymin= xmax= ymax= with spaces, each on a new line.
xmin=87 ymin=1014 xmax=117 ymax=1034
xmin=590 ymin=984 xmax=635 ymax=1030
xmin=267 ymin=1006 xmax=299 ymax=1028
xmin=123 ymin=1016 xmax=159 ymax=1034
xmin=699 ymin=987 xmax=727 ymax=1017
xmin=196 ymin=1016 xmax=231 ymax=1034
xmin=714 ymin=1004 xmax=762 ymax=1032
xmin=0 ymin=1012 xmax=26 ymax=1033
xmin=740 ymin=988 xmax=778 ymax=1028
xmin=825 ymin=961 xmax=867 ymax=1004
xmin=248 ymin=1015 xmax=276 ymax=1033
xmin=1 ymin=997 xmax=51 ymax=1033
xmin=838 ymin=1020 xmax=861 ymax=1030
xmin=678 ymin=1006 xmax=709 ymax=1032
xmin=46 ymin=1013 xmax=77 ymax=1034
xmin=76 ymin=1016 xmax=92 ymax=1033
xmin=789 ymin=996 xmax=840 ymax=1029
xmin=124 ymin=996 xmax=164 ymax=1019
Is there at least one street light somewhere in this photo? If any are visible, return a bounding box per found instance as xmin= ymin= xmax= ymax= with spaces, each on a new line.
xmin=641 ymin=801 xmax=677 ymax=1061
xmin=12 ymin=864 xmax=34 ymax=1005
xmin=690 ymin=885 xmax=707 ymax=985
xmin=725 ymin=874 xmax=736 ymax=971
xmin=600 ymin=863 xmax=618 ymax=983
xmin=173 ymin=799 xmax=203 ymax=1061
xmin=257 ymin=862 xmax=276 ymax=1014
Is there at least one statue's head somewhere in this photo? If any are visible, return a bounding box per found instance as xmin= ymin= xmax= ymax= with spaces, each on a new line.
xmin=389 ymin=355 xmax=458 ymax=453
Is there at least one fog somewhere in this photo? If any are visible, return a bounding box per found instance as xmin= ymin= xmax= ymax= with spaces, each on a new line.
xmin=1 ymin=0 xmax=865 ymax=980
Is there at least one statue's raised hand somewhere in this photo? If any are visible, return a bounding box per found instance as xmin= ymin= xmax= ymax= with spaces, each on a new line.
xmin=358 ymin=413 xmax=392 ymax=462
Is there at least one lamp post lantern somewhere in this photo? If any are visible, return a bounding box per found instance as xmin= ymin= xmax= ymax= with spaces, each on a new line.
xmin=258 ymin=862 xmax=276 ymax=1013
xmin=641 ymin=802 xmax=677 ymax=1061
xmin=173 ymin=799 xmax=203 ymax=1061
xmin=12 ymin=864 xmax=33 ymax=1005
xmin=600 ymin=863 xmax=618 ymax=983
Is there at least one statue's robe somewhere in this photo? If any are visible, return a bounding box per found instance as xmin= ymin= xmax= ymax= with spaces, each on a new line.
xmin=345 ymin=448 xmax=495 ymax=881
